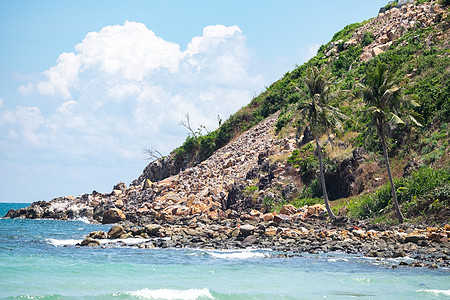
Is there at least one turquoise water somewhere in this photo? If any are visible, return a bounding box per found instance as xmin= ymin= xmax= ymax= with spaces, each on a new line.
xmin=0 ymin=203 xmax=449 ymax=299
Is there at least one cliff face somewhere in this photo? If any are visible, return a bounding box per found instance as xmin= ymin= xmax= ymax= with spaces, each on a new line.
xmin=4 ymin=1 xmax=449 ymax=224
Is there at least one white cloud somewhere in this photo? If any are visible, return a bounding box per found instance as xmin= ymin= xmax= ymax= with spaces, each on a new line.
xmin=0 ymin=98 xmax=3 ymax=109
xmin=2 ymin=21 xmax=265 ymax=165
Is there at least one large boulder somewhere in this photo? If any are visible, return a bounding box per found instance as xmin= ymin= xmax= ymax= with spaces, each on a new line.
xmin=107 ymin=225 xmax=125 ymax=239
xmin=80 ymin=238 xmax=100 ymax=247
xmin=144 ymin=224 xmax=162 ymax=237
xmin=239 ymin=224 xmax=255 ymax=237
xmin=88 ymin=231 xmax=107 ymax=239
xmin=102 ymin=208 xmax=126 ymax=224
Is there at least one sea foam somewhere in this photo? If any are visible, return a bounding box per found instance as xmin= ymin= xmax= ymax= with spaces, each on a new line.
xmin=45 ymin=238 xmax=82 ymax=247
xmin=125 ymin=288 xmax=214 ymax=299
xmin=207 ymin=249 xmax=269 ymax=259
xmin=417 ymin=289 xmax=450 ymax=296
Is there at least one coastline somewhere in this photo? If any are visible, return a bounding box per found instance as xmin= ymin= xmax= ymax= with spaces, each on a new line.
xmin=74 ymin=211 xmax=450 ymax=269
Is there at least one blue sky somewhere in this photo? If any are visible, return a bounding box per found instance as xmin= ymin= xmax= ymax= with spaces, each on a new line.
xmin=0 ymin=0 xmax=388 ymax=203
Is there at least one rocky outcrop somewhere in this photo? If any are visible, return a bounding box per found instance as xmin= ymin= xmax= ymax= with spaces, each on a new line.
xmin=325 ymin=1 xmax=448 ymax=61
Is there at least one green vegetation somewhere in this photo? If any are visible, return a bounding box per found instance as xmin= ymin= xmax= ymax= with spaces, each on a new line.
xmin=360 ymin=62 xmax=423 ymax=222
xmin=341 ymin=166 xmax=449 ymax=222
xmin=293 ymin=66 xmax=348 ymax=219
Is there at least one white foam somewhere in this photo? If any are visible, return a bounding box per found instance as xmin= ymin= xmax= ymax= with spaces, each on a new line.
xmin=45 ymin=238 xmax=82 ymax=247
xmin=328 ymin=257 xmax=349 ymax=262
xmin=126 ymin=288 xmax=214 ymax=299
xmin=417 ymin=289 xmax=450 ymax=296
xmin=207 ymin=250 xmax=269 ymax=259
xmin=100 ymin=238 xmax=152 ymax=245
xmin=74 ymin=217 xmax=90 ymax=224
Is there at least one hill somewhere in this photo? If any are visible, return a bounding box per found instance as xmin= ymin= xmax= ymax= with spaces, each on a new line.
xmin=5 ymin=0 xmax=449 ymax=226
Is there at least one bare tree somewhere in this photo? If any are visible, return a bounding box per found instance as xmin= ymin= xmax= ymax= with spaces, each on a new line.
xmin=142 ymin=147 xmax=163 ymax=161
xmin=179 ymin=113 xmax=198 ymax=138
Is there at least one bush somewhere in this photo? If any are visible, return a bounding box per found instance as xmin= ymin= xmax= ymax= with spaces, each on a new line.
xmin=348 ymin=166 xmax=450 ymax=219
xmin=361 ymin=31 xmax=374 ymax=47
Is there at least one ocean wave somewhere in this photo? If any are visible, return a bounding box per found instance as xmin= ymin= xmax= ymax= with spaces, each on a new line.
xmin=206 ymin=249 xmax=270 ymax=260
xmin=417 ymin=289 xmax=450 ymax=296
xmin=45 ymin=237 xmax=154 ymax=247
xmin=74 ymin=217 xmax=90 ymax=224
xmin=124 ymin=288 xmax=214 ymax=299
xmin=45 ymin=238 xmax=82 ymax=247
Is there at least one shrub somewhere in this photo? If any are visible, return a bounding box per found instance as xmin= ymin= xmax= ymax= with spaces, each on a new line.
xmin=361 ymin=31 xmax=374 ymax=47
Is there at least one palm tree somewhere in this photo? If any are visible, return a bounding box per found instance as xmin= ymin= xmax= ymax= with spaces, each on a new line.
xmin=295 ymin=66 xmax=347 ymax=219
xmin=361 ymin=63 xmax=422 ymax=223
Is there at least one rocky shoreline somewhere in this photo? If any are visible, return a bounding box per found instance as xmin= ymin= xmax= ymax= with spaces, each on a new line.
xmin=72 ymin=204 xmax=449 ymax=269
xmin=3 ymin=109 xmax=449 ymax=269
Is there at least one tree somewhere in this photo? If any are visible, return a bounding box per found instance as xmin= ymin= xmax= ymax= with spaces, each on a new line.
xmin=361 ymin=63 xmax=422 ymax=223
xmin=295 ymin=66 xmax=347 ymax=219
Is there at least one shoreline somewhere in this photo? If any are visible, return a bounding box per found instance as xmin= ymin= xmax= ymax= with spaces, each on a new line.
xmin=78 ymin=214 xmax=449 ymax=269
xmin=4 ymin=202 xmax=449 ymax=269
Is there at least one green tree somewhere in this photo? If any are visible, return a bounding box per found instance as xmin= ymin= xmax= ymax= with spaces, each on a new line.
xmin=361 ymin=63 xmax=422 ymax=223
xmin=295 ymin=66 xmax=347 ymax=219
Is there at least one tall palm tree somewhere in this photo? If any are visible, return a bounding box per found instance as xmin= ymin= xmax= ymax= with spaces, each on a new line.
xmin=361 ymin=63 xmax=422 ymax=223
xmin=295 ymin=66 xmax=347 ymax=219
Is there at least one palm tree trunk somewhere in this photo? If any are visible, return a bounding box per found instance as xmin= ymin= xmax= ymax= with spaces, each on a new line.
xmin=379 ymin=127 xmax=404 ymax=223
xmin=315 ymin=138 xmax=336 ymax=219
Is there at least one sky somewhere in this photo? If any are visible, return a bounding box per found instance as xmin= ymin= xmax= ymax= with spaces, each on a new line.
xmin=0 ymin=0 xmax=388 ymax=203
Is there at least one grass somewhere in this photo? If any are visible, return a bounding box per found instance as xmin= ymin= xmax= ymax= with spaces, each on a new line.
xmin=334 ymin=165 xmax=450 ymax=223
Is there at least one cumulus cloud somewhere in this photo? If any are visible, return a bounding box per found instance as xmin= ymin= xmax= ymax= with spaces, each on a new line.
xmin=4 ymin=21 xmax=264 ymax=164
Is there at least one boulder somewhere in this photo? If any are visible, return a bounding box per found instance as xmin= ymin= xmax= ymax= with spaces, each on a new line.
xmin=239 ymin=224 xmax=255 ymax=237
xmin=102 ymin=208 xmax=126 ymax=224
xmin=273 ymin=214 xmax=292 ymax=224
xmin=108 ymin=225 xmax=125 ymax=239
xmin=307 ymin=204 xmax=326 ymax=216
xmin=144 ymin=224 xmax=162 ymax=236
xmin=279 ymin=204 xmax=297 ymax=216
xmin=88 ymin=231 xmax=107 ymax=239
xmin=113 ymin=182 xmax=127 ymax=191
xmin=143 ymin=179 xmax=153 ymax=190
xmin=80 ymin=238 xmax=100 ymax=247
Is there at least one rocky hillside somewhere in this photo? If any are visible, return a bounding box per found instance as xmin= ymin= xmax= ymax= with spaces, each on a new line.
xmin=5 ymin=0 xmax=449 ymax=225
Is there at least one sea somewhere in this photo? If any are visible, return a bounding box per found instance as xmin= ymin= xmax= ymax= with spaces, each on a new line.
xmin=0 ymin=202 xmax=449 ymax=299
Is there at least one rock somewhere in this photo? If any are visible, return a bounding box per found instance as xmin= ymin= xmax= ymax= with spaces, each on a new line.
xmin=102 ymin=208 xmax=126 ymax=224
xmin=113 ymin=182 xmax=127 ymax=191
xmin=143 ymin=179 xmax=153 ymax=190
xmin=80 ymin=238 xmax=100 ymax=247
xmin=88 ymin=231 xmax=107 ymax=239
xmin=243 ymin=235 xmax=258 ymax=245
xmin=108 ymin=225 xmax=125 ymax=239
xmin=307 ymin=204 xmax=326 ymax=216
xmin=403 ymin=159 xmax=422 ymax=177
xmin=144 ymin=224 xmax=162 ymax=236
xmin=404 ymin=235 xmax=426 ymax=244
xmin=240 ymin=224 xmax=255 ymax=237
xmin=372 ymin=45 xmax=385 ymax=57
xmin=262 ymin=213 xmax=274 ymax=222
xmin=279 ymin=204 xmax=297 ymax=216
xmin=273 ymin=214 xmax=291 ymax=224
xmin=393 ymin=249 xmax=406 ymax=258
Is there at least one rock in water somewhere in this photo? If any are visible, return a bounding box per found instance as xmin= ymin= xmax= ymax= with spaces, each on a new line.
xmin=80 ymin=238 xmax=100 ymax=247
xmin=108 ymin=225 xmax=125 ymax=239
xmin=88 ymin=231 xmax=107 ymax=239
xmin=102 ymin=208 xmax=126 ymax=224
